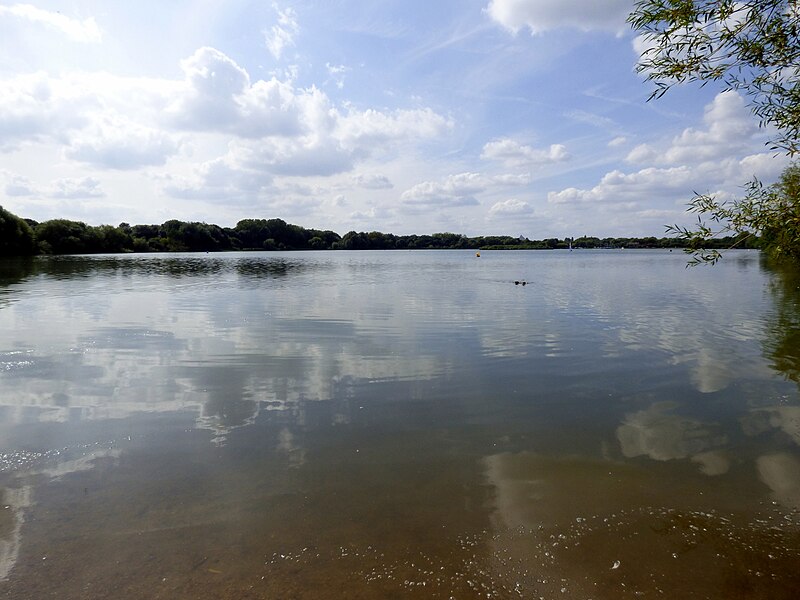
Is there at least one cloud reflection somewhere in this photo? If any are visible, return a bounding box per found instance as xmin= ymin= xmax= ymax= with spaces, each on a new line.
xmin=0 ymin=485 xmax=31 ymax=581
xmin=617 ymin=402 xmax=726 ymax=462
xmin=756 ymin=453 xmax=800 ymax=509
xmin=0 ymin=254 xmax=454 ymax=442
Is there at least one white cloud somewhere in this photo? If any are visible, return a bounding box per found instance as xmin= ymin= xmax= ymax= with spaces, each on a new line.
xmin=326 ymin=63 xmax=350 ymax=89
xmin=547 ymin=166 xmax=694 ymax=205
xmin=48 ymin=177 xmax=104 ymax=199
xmin=265 ymin=4 xmax=299 ymax=60
xmin=0 ymin=45 xmax=451 ymax=203
xmin=0 ymin=4 xmax=101 ymax=43
xmin=739 ymin=152 xmax=791 ymax=179
xmin=662 ymin=91 xmax=760 ymax=164
xmin=552 ymin=90 xmax=789 ymax=224
xmin=400 ymin=171 xmax=527 ymax=209
xmin=168 ymin=47 xmax=301 ymax=136
xmin=481 ymin=138 xmax=568 ymax=168
xmin=0 ymin=72 xmax=90 ymax=150
xmin=566 ymin=109 xmax=617 ymax=130
xmin=627 ymin=91 xmax=762 ymax=166
xmin=608 ymin=136 xmax=628 ymax=148
xmin=65 ymin=115 xmax=180 ymax=170
xmin=161 ymin=157 xmax=273 ymax=203
xmin=2 ymin=172 xmax=104 ymax=199
xmin=625 ymin=143 xmax=658 ymax=164
xmin=486 ymin=0 xmax=632 ymax=35
xmin=162 ymin=48 xmax=451 ymax=181
xmin=2 ymin=171 xmax=34 ymax=196
xmin=229 ymin=136 xmax=355 ymax=177
xmin=489 ymin=198 xmax=531 ymax=216
xmin=352 ymin=173 xmax=393 ymax=189
xmin=401 ymin=172 xmax=485 ymax=208
xmin=338 ymin=107 xmax=452 ymax=149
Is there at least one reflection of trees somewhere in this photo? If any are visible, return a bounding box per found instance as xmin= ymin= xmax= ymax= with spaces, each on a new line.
xmin=234 ymin=258 xmax=304 ymax=280
xmin=0 ymin=258 xmax=36 ymax=309
xmin=763 ymin=260 xmax=800 ymax=383
xmin=0 ymin=258 xmax=35 ymax=287
xmin=0 ymin=255 xmax=310 ymax=283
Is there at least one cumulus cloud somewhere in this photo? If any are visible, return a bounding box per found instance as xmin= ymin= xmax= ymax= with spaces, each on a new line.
xmin=401 ymin=172 xmax=485 ymax=207
xmin=167 ymin=47 xmax=308 ymax=136
xmin=0 ymin=44 xmax=450 ymax=199
xmin=168 ymin=47 xmax=343 ymax=141
xmin=337 ymin=107 xmax=452 ymax=150
xmin=486 ymin=0 xmax=632 ymax=35
xmin=547 ymin=166 xmax=695 ymax=205
xmin=229 ymin=135 xmax=355 ymax=177
xmin=161 ymin=157 xmax=273 ymax=203
xmin=0 ymin=4 xmax=102 ymax=43
xmin=265 ymin=4 xmax=299 ymax=60
xmin=625 ymin=143 xmax=658 ymax=164
xmin=65 ymin=115 xmax=179 ymax=169
xmin=401 ymin=172 xmax=528 ymax=209
xmin=626 ymin=91 xmax=761 ymax=166
xmin=549 ymin=90 xmax=790 ymax=218
xmin=161 ymin=48 xmax=451 ymax=181
xmin=0 ymin=72 xmax=91 ymax=150
xmin=663 ymin=91 xmax=760 ymax=163
xmin=489 ymin=198 xmax=532 ymax=216
xmin=481 ymin=138 xmax=568 ymax=168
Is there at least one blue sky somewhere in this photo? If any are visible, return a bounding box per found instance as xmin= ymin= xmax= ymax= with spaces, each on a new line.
xmin=0 ymin=0 xmax=789 ymax=237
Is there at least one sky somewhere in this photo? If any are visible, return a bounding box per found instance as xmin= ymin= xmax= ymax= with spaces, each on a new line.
xmin=0 ymin=0 xmax=790 ymax=237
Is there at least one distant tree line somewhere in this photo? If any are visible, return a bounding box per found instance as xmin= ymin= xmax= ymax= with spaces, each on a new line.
xmin=0 ymin=206 xmax=760 ymax=257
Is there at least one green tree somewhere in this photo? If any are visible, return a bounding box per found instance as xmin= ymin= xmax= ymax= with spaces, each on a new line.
xmin=35 ymin=219 xmax=91 ymax=254
xmin=235 ymin=219 xmax=271 ymax=249
xmin=630 ymin=1 xmax=800 ymax=262
xmin=0 ymin=206 xmax=36 ymax=256
xmin=669 ymin=162 xmax=800 ymax=264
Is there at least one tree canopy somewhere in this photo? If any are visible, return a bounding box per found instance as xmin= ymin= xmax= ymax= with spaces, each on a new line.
xmin=0 ymin=206 xmax=36 ymax=257
xmin=0 ymin=206 xmax=739 ymax=256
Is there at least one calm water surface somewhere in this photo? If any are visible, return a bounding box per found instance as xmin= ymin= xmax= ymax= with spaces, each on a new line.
xmin=0 ymin=250 xmax=798 ymax=599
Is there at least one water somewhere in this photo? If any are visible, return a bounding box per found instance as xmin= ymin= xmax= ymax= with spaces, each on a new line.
xmin=0 ymin=249 xmax=798 ymax=598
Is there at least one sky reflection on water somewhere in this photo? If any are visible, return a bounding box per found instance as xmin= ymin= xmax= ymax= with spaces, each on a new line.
xmin=0 ymin=250 xmax=798 ymax=598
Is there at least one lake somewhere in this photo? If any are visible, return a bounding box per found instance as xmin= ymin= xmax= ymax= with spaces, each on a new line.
xmin=0 ymin=249 xmax=798 ymax=599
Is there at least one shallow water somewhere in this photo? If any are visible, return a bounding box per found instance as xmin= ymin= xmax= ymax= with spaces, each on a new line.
xmin=0 ymin=249 xmax=798 ymax=598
